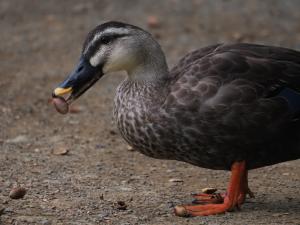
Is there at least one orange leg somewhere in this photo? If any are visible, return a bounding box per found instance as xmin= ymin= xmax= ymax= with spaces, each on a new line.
xmin=237 ymin=170 xmax=254 ymax=205
xmin=191 ymin=167 xmax=254 ymax=206
xmin=175 ymin=161 xmax=252 ymax=216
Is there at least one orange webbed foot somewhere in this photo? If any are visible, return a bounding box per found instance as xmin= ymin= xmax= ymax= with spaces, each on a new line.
xmin=175 ymin=161 xmax=253 ymax=217
xmin=174 ymin=201 xmax=234 ymax=216
xmin=191 ymin=192 xmax=225 ymax=204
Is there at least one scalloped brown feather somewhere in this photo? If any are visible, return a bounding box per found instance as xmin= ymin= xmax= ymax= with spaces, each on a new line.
xmin=114 ymin=43 xmax=300 ymax=170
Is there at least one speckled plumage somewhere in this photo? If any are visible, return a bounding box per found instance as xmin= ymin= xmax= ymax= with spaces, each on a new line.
xmin=52 ymin=21 xmax=300 ymax=216
xmin=114 ymin=43 xmax=300 ymax=170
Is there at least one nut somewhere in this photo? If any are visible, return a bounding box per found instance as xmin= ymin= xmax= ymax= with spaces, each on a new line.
xmin=9 ymin=187 xmax=27 ymax=199
xmin=52 ymin=97 xmax=69 ymax=114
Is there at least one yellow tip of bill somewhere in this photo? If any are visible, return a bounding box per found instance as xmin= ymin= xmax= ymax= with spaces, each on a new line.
xmin=54 ymin=87 xmax=72 ymax=96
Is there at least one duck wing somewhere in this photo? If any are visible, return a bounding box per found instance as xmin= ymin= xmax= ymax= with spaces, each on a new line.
xmin=168 ymin=43 xmax=300 ymax=116
xmin=162 ymin=43 xmax=300 ymax=169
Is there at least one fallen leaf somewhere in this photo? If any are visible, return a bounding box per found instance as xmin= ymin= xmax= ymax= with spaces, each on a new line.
xmin=201 ymin=187 xmax=217 ymax=194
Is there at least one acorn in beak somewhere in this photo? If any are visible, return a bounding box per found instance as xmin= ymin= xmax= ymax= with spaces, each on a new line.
xmin=52 ymin=56 xmax=103 ymax=114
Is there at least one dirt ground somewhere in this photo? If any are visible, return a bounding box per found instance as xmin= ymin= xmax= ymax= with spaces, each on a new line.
xmin=1 ymin=0 xmax=300 ymax=224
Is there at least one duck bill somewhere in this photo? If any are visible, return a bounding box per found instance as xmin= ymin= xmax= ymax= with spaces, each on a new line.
xmin=52 ymin=57 xmax=103 ymax=104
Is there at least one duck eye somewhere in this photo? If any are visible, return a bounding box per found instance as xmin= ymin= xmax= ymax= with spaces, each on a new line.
xmin=100 ymin=36 xmax=112 ymax=45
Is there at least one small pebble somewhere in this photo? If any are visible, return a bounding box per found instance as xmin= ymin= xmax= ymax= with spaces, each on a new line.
xmin=115 ymin=201 xmax=127 ymax=210
xmin=109 ymin=130 xmax=117 ymax=135
xmin=174 ymin=206 xmax=188 ymax=217
xmin=9 ymin=187 xmax=27 ymax=199
xmin=127 ymin=145 xmax=135 ymax=151
xmin=41 ymin=219 xmax=52 ymax=225
xmin=169 ymin=178 xmax=183 ymax=183
xmin=52 ymin=146 xmax=69 ymax=155
xmin=147 ymin=15 xmax=160 ymax=28
xmin=52 ymin=97 xmax=69 ymax=114
xmin=100 ymin=194 xmax=104 ymax=200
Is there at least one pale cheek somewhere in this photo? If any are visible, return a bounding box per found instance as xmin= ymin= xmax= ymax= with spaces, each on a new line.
xmin=103 ymin=49 xmax=127 ymax=73
xmin=90 ymin=48 xmax=105 ymax=67
xmin=103 ymin=56 xmax=136 ymax=74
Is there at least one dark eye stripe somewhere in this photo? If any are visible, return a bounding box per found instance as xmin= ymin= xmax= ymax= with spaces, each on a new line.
xmin=100 ymin=34 xmax=126 ymax=44
xmin=84 ymin=33 xmax=127 ymax=57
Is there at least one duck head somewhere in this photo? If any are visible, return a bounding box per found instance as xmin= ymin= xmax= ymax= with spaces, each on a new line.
xmin=52 ymin=21 xmax=167 ymax=105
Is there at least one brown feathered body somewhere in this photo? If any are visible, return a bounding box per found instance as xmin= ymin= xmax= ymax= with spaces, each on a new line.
xmin=114 ymin=43 xmax=300 ymax=170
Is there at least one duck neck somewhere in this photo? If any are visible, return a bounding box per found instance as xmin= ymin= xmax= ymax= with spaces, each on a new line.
xmin=127 ymin=38 xmax=170 ymax=85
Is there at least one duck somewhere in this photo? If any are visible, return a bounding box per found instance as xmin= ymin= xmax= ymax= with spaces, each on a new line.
xmin=52 ymin=21 xmax=300 ymax=217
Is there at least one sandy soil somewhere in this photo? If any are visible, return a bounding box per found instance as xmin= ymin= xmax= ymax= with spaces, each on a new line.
xmin=0 ymin=0 xmax=299 ymax=224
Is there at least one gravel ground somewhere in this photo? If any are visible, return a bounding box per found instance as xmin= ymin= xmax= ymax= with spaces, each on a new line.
xmin=0 ymin=0 xmax=300 ymax=224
